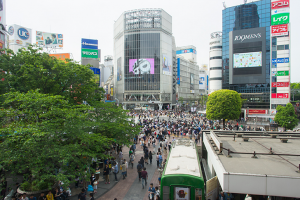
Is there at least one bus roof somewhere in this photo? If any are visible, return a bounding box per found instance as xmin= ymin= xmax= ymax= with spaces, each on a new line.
xmin=164 ymin=139 xmax=201 ymax=177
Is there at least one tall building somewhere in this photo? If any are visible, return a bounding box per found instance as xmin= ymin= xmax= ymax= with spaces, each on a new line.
xmin=114 ymin=9 xmax=174 ymax=110
xmin=176 ymin=45 xmax=197 ymax=63
xmin=0 ymin=0 xmax=7 ymax=51
xmin=222 ymin=0 xmax=271 ymax=110
xmin=209 ymin=32 xmax=222 ymax=93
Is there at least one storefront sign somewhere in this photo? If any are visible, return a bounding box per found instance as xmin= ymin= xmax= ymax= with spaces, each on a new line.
xmin=249 ymin=110 xmax=267 ymax=114
xmin=272 ymin=57 xmax=289 ymax=64
xmin=272 ymin=82 xmax=289 ymax=87
xmin=271 ymin=24 xmax=288 ymax=36
xmin=272 ymin=8 xmax=290 ymax=15
xmin=275 ymin=70 xmax=289 ymax=76
xmin=272 ymin=0 xmax=289 ymax=9
xmin=234 ymin=33 xmax=261 ymax=42
xmin=271 ymin=13 xmax=290 ymax=25
xmin=81 ymin=48 xmax=99 ymax=59
xmin=271 ymin=93 xmax=289 ymax=98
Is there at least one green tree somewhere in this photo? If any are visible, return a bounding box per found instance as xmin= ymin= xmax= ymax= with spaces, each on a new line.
xmin=178 ymin=97 xmax=184 ymax=106
xmin=0 ymin=90 xmax=139 ymax=189
xmin=0 ymin=46 xmax=103 ymax=105
xmin=274 ymin=103 xmax=299 ymax=131
xmin=206 ymin=89 xmax=243 ymax=128
xmin=198 ymin=94 xmax=208 ymax=110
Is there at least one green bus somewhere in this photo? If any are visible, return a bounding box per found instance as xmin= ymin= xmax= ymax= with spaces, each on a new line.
xmin=160 ymin=139 xmax=205 ymax=200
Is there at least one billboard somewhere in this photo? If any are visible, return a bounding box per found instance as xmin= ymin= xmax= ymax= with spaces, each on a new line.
xmin=275 ymin=70 xmax=289 ymax=76
xmin=272 ymin=0 xmax=289 ymax=9
xmin=36 ymin=31 xmax=63 ymax=48
xmin=199 ymin=74 xmax=205 ymax=90
xmin=8 ymin=24 xmax=32 ymax=47
xmin=129 ymin=58 xmax=154 ymax=75
xmin=49 ymin=53 xmax=70 ymax=61
xmin=0 ymin=0 xmax=6 ymax=26
xmin=272 ymin=82 xmax=289 ymax=87
xmin=176 ymin=49 xmax=196 ymax=54
xmin=271 ymin=24 xmax=288 ymax=36
xmin=271 ymin=8 xmax=290 ymax=15
xmin=89 ymin=67 xmax=100 ymax=75
xmin=81 ymin=38 xmax=98 ymax=49
xmin=117 ymin=57 xmax=122 ymax=81
xmin=162 ymin=54 xmax=171 ymax=76
xmin=233 ymin=52 xmax=262 ymax=68
xmin=81 ymin=48 xmax=99 ymax=59
xmin=271 ymin=13 xmax=289 ymax=25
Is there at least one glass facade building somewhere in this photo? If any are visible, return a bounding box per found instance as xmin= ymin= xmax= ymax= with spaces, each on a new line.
xmin=222 ymin=0 xmax=271 ymax=109
xmin=114 ymin=9 xmax=173 ymax=110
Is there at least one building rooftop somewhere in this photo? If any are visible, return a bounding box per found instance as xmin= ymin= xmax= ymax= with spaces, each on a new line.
xmin=165 ymin=139 xmax=201 ymax=177
xmin=176 ymin=45 xmax=196 ymax=51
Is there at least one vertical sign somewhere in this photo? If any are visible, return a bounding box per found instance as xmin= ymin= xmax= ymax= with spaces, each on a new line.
xmin=177 ymin=58 xmax=180 ymax=85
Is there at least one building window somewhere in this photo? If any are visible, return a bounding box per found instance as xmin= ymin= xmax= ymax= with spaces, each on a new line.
xmin=277 ymin=45 xmax=284 ymax=50
xmin=210 ymin=56 xmax=222 ymax=60
xmin=210 ymin=46 xmax=222 ymax=50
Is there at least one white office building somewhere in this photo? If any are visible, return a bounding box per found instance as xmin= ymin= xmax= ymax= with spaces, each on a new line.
xmin=209 ymin=32 xmax=222 ymax=93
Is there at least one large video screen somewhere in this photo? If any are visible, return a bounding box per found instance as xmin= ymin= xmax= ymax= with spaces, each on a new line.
xmin=233 ymin=52 xmax=262 ymax=68
xmin=129 ymin=58 xmax=154 ymax=75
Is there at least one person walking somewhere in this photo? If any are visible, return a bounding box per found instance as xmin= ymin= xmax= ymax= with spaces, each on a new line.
xmin=112 ymin=162 xmax=119 ymax=182
xmin=140 ymin=168 xmax=148 ymax=189
xmin=90 ymin=173 xmax=97 ymax=193
xmin=137 ymin=162 xmax=143 ymax=182
xmin=156 ymin=152 xmax=159 ymax=168
xmin=149 ymin=151 xmax=153 ymax=164
xmin=121 ymin=161 xmax=127 ymax=180
xmin=158 ymin=153 xmax=163 ymax=168
xmin=103 ymin=164 xmax=110 ymax=184
xmin=148 ymin=183 xmax=156 ymax=200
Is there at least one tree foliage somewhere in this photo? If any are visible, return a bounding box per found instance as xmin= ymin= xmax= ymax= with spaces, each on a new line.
xmin=274 ymin=103 xmax=298 ymax=131
xmin=0 ymin=47 xmax=139 ymax=190
xmin=0 ymin=91 xmax=139 ymax=188
xmin=206 ymin=89 xmax=243 ymax=127
xmin=0 ymin=46 xmax=103 ymax=105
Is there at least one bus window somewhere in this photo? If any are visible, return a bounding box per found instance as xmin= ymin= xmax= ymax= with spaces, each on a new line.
xmin=163 ymin=186 xmax=170 ymax=200
xmin=195 ymin=188 xmax=202 ymax=200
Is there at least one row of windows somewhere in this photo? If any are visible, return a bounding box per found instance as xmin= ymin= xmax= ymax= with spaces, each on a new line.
xmin=273 ymin=45 xmax=289 ymax=51
xmin=210 ymin=46 xmax=222 ymax=50
xmin=210 ymin=56 xmax=222 ymax=60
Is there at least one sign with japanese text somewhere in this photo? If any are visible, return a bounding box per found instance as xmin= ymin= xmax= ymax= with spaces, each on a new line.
xmin=271 ymin=13 xmax=289 ymax=25
xmin=249 ymin=110 xmax=267 ymax=114
xmin=271 ymin=24 xmax=288 ymax=36
xmin=272 ymin=8 xmax=290 ymax=15
xmin=272 ymin=0 xmax=289 ymax=10
xmin=275 ymin=71 xmax=289 ymax=76
xmin=272 ymin=82 xmax=289 ymax=87
xmin=272 ymin=57 xmax=289 ymax=64
xmin=272 ymin=93 xmax=289 ymax=98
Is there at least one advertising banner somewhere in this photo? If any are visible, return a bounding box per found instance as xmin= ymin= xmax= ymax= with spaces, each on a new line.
xmin=272 ymin=93 xmax=289 ymax=98
xmin=275 ymin=70 xmax=289 ymax=76
xmin=49 ymin=53 xmax=70 ymax=61
xmin=206 ymin=176 xmax=219 ymax=200
xmin=162 ymin=54 xmax=172 ymax=76
xmin=117 ymin=57 xmax=122 ymax=81
xmin=176 ymin=49 xmax=196 ymax=54
xmin=271 ymin=24 xmax=288 ymax=36
xmin=177 ymin=58 xmax=180 ymax=85
xmin=233 ymin=52 xmax=262 ymax=68
xmin=272 ymin=82 xmax=289 ymax=87
xmin=271 ymin=13 xmax=289 ymax=25
xmin=271 ymin=8 xmax=290 ymax=15
xmin=81 ymin=48 xmax=99 ymax=59
xmin=81 ymin=38 xmax=98 ymax=50
xmin=8 ymin=24 xmax=32 ymax=47
xmin=199 ymin=74 xmax=205 ymax=90
xmin=175 ymin=187 xmax=190 ymax=200
xmin=36 ymin=31 xmax=63 ymax=48
xmin=272 ymin=57 xmax=289 ymax=64
xmin=249 ymin=110 xmax=267 ymax=114
xmin=272 ymin=0 xmax=289 ymax=9
xmin=89 ymin=67 xmax=100 ymax=75
xmin=129 ymin=58 xmax=154 ymax=75
xmin=0 ymin=0 xmax=6 ymax=26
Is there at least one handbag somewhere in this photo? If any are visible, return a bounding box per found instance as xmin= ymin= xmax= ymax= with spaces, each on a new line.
xmin=93 ymin=181 xmax=98 ymax=185
xmin=87 ymin=185 xmax=93 ymax=192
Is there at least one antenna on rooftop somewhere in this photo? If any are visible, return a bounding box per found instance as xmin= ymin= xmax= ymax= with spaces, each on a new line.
xmin=223 ymin=2 xmax=227 ymax=9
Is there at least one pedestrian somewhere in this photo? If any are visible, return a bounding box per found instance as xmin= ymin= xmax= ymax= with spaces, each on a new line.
xmin=149 ymin=151 xmax=153 ymax=164
xmin=89 ymin=193 xmax=94 ymax=200
xmin=121 ymin=161 xmax=127 ymax=180
xmin=137 ymin=161 xmax=143 ymax=182
xmin=46 ymin=191 xmax=53 ymax=200
xmin=141 ymin=168 xmax=148 ymax=189
xmin=124 ymin=159 xmax=128 ymax=177
xmin=158 ymin=153 xmax=163 ymax=168
xmin=112 ymin=162 xmax=119 ymax=182
xmin=103 ymin=164 xmax=110 ymax=184
xmin=90 ymin=173 xmax=97 ymax=193
xmin=163 ymin=147 xmax=168 ymax=160
xmin=38 ymin=193 xmax=46 ymax=200
xmin=156 ymin=152 xmax=159 ymax=168
xmin=148 ymin=183 xmax=156 ymax=200
xmin=140 ymin=156 xmax=145 ymax=168
xmin=77 ymin=189 xmax=86 ymax=200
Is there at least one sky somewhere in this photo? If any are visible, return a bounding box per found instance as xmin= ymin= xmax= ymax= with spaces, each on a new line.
xmin=6 ymin=0 xmax=300 ymax=82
